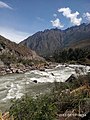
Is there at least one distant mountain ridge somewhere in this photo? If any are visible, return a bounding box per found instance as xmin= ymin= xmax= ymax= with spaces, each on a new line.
xmin=20 ymin=23 xmax=90 ymax=57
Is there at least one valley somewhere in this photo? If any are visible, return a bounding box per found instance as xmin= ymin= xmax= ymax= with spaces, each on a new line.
xmin=0 ymin=0 xmax=90 ymax=119
xmin=0 ymin=24 xmax=90 ymax=120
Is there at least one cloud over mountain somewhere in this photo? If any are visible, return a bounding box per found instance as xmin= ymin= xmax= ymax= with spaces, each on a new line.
xmin=83 ymin=12 xmax=90 ymax=22
xmin=58 ymin=7 xmax=82 ymax=26
xmin=51 ymin=18 xmax=64 ymax=28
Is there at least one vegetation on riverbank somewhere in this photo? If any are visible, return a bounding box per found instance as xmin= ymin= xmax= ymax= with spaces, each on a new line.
xmin=51 ymin=48 xmax=90 ymax=65
xmin=9 ymin=73 xmax=90 ymax=120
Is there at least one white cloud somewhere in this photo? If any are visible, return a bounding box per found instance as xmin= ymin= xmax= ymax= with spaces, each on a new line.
xmin=0 ymin=1 xmax=12 ymax=9
xmin=58 ymin=7 xmax=82 ymax=26
xmin=0 ymin=27 xmax=30 ymax=43
xmin=53 ymin=14 xmax=57 ymax=17
xmin=83 ymin=12 xmax=90 ymax=22
xmin=51 ymin=18 xmax=64 ymax=28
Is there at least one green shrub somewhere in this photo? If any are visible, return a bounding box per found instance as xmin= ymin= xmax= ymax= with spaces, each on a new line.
xmin=10 ymin=95 xmax=57 ymax=120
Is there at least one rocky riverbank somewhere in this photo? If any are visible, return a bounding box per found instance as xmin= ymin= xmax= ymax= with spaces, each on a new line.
xmin=0 ymin=58 xmax=90 ymax=76
xmin=0 ymin=59 xmax=56 ymax=76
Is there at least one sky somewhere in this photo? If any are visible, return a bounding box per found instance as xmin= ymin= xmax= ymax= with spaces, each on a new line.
xmin=0 ymin=0 xmax=90 ymax=43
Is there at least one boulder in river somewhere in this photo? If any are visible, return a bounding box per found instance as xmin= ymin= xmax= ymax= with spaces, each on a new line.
xmin=65 ymin=74 xmax=78 ymax=83
xmin=51 ymin=73 xmax=54 ymax=76
xmin=39 ymin=68 xmax=45 ymax=71
xmin=16 ymin=69 xmax=23 ymax=73
xmin=5 ymin=68 xmax=12 ymax=74
xmin=10 ymin=68 xmax=17 ymax=73
xmin=33 ymin=80 xmax=37 ymax=83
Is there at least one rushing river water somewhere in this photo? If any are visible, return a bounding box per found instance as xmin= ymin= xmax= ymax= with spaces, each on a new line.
xmin=0 ymin=64 xmax=90 ymax=111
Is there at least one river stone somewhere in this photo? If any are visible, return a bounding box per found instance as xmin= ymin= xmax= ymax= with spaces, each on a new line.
xmin=33 ymin=80 xmax=37 ymax=83
xmin=16 ymin=69 xmax=23 ymax=73
xmin=5 ymin=69 xmax=12 ymax=74
xmin=65 ymin=74 xmax=78 ymax=83
xmin=39 ymin=68 xmax=45 ymax=71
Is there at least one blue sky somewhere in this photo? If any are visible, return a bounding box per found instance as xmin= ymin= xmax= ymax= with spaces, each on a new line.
xmin=0 ymin=0 xmax=90 ymax=43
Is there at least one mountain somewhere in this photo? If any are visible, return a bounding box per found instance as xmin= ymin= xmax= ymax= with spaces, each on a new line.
xmin=63 ymin=23 xmax=90 ymax=48
xmin=0 ymin=35 xmax=44 ymax=64
xmin=20 ymin=23 xmax=90 ymax=57
xmin=20 ymin=29 xmax=64 ymax=57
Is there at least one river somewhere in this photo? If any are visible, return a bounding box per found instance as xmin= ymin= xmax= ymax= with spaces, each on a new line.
xmin=0 ymin=64 xmax=90 ymax=112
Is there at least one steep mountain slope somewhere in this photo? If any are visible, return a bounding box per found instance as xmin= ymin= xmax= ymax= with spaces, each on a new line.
xmin=64 ymin=23 xmax=90 ymax=47
xmin=20 ymin=23 xmax=90 ymax=57
xmin=67 ymin=39 xmax=90 ymax=49
xmin=0 ymin=35 xmax=44 ymax=62
xmin=20 ymin=29 xmax=64 ymax=57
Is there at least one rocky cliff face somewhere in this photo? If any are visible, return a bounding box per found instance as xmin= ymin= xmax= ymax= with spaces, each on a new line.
xmin=20 ymin=23 xmax=90 ymax=57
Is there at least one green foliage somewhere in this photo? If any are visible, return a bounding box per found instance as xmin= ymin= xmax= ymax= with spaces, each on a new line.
xmin=53 ymin=48 xmax=89 ymax=63
xmin=18 ymin=59 xmax=33 ymax=66
xmin=0 ymin=53 xmax=17 ymax=65
xmin=0 ymin=52 xmax=44 ymax=67
xmin=10 ymin=95 xmax=57 ymax=120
